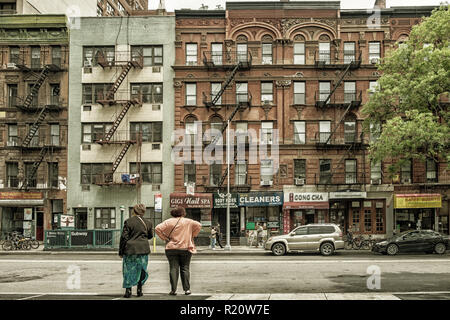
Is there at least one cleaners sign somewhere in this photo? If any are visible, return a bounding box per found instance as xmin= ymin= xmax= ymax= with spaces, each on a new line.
xmin=239 ymin=192 xmax=283 ymax=207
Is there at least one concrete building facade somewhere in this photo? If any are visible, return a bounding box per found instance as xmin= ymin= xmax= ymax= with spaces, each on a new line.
xmin=68 ymin=15 xmax=175 ymax=236
xmin=0 ymin=15 xmax=69 ymax=240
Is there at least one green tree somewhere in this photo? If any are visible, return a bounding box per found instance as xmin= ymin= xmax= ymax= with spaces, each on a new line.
xmin=362 ymin=5 xmax=450 ymax=174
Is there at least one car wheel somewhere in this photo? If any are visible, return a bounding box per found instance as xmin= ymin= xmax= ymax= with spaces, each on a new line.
xmin=386 ymin=244 xmax=398 ymax=256
xmin=434 ymin=243 xmax=446 ymax=255
xmin=320 ymin=242 xmax=335 ymax=256
xmin=271 ymin=243 xmax=286 ymax=256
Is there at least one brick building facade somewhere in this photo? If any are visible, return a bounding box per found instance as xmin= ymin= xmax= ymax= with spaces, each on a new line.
xmin=172 ymin=1 xmax=449 ymax=244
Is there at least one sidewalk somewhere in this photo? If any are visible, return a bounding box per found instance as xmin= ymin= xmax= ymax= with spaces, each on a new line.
xmin=0 ymin=245 xmax=375 ymax=255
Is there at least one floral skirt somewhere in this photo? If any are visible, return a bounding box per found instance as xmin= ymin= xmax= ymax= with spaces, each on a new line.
xmin=122 ymin=254 xmax=149 ymax=288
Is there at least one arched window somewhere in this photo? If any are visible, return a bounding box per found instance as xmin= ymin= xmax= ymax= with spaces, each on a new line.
xmin=236 ymin=35 xmax=248 ymax=63
xmin=293 ymin=35 xmax=305 ymax=64
xmin=185 ymin=115 xmax=198 ymax=145
xmin=261 ymin=35 xmax=273 ymax=65
xmin=318 ymin=34 xmax=331 ymax=64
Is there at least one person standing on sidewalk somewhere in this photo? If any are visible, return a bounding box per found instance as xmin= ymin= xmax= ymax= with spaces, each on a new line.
xmin=119 ymin=204 xmax=153 ymax=298
xmin=155 ymin=206 xmax=202 ymax=296
xmin=210 ymin=227 xmax=217 ymax=250
xmin=215 ymin=224 xmax=224 ymax=249
xmin=256 ymin=224 xmax=264 ymax=247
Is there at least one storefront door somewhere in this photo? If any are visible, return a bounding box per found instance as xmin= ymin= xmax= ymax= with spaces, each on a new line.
xmin=75 ymin=209 xmax=88 ymax=229
xmin=36 ymin=212 xmax=44 ymax=241
xmin=230 ymin=211 xmax=240 ymax=237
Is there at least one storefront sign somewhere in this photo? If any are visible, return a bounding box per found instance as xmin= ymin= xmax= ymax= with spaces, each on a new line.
xmin=169 ymin=193 xmax=213 ymax=209
xmin=283 ymin=192 xmax=329 ymax=209
xmin=213 ymin=193 xmax=239 ymax=208
xmin=267 ymin=221 xmax=279 ymax=228
xmin=239 ymin=192 xmax=283 ymax=207
xmin=329 ymin=192 xmax=367 ymax=199
xmin=0 ymin=192 xmax=43 ymax=199
xmin=394 ymin=194 xmax=442 ymax=209
xmin=154 ymin=193 xmax=162 ymax=213
xmin=246 ymin=222 xmax=256 ymax=230
xmin=60 ymin=215 xmax=75 ymax=228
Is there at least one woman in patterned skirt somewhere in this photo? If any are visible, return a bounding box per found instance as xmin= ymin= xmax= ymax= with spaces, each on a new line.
xmin=119 ymin=204 xmax=153 ymax=298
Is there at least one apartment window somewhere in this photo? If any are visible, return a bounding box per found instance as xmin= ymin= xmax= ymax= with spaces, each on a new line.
xmin=131 ymin=83 xmax=163 ymax=103
xmin=260 ymin=160 xmax=273 ymax=183
xmin=369 ymin=81 xmax=377 ymax=97
xmin=262 ymin=43 xmax=272 ymax=64
xmin=426 ymin=159 xmax=438 ymax=183
xmin=185 ymin=117 xmax=198 ymax=145
xmin=131 ymin=46 xmax=163 ymax=66
xmin=261 ymin=122 xmax=273 ymax=144
xmin=50 ymin=84 xmax=60 ymax=105
xmin=95 ymin=208 xmax=116 ymax=229
xmin=48 ymin=162 xmax=59 ymax=188
xmin=50 ymin=124 xmax=60 ymax=146
xmin=25 ymin=163 xmax=37 ymax=188
xmin=52 ymin=46 xmax=62 ymax=67
xmin=6 ymin=162 xmax=18 ymax=188
xmin=319 ymin=159 xmax=331 ymax=184
xmin=344 ymin=82 xmax=356 ymax=103
xmin=185 ymin=43 xmax=198 ymax=65
xmin=7 ymin=84 xmax=18 ymax=108
xmin=83 ymin=46 xmax=115 ymax=67
xmin=82 ymin=123 xmax=112 ymax=143
xmin=28 ymin=125 xmax=39 ymax=147
xmin=210 ymin=163 xmax=222 ymax=186
xmin=318 ymin=42 xmax=330 ymax=64
xmin=237 ymin=43 xmax=248 ymax=63
xmin=235 ymin=161 xmax=247 ymax=185
xmin=319 ymin=121 xmax=331 ymax=143
xmin=130 ymin=163 xmax=162 ymax=184
xmin=31 ymin=47 xmax=41 ymax=69
xmin=9 ymin=47 xmax=19 ymax=64
xmin=369 ymin=42 xmax=381 ymax=63
xmin=236 ymin=122 xmax=248 ymax=145
xmin=82 ymin=84 xmax=112 ymax=104
xmin=294 ymin=42 xmax=305 ymax=64
xmin=293 ymin=121 xmax=306 ymax=144
xmin=294 ymin=82 xmax=305 ymax=105
xmin=371 ymin=162 xmax=382 ymax=184
xmin=211 ymin=82 xmax=222 ymax=105
xmin=401 ymin=160 xmax=412 ymax=183
xmin=345 ymin=159 xmax=357 ymax=184
xmin=130 ymin=122 xmax=162 ymax=143
xmin=236 ymin=82 xmax=248 ymax=104
xmin=184 ymin=163 xmax=196 ymax=184
xmin=211 ymin=43 xmax=223 ymax=65
xmin=344 ymin=121 xmax=356 ymax=143
xmin=0 ymin=2 xmax=16 ymax=14
xmin=28 ymin=83 xmax=38 ymax=107
xmin=294 ymin=159 xmax=306 ymax=180
xmin=81 ymin=163 xmax=113 ymax=184
xmin=261 ymin=82 xmax=273 ymax=104
xmin=343 ymin=42 xmax=356 ymax=63
xmin=7 ymin=124 xmax=18 ymax=146
xmin=319 ymin=82 xmax=330 ymax=102
xmin=370 ymin=123 xmax=380 ymax=143
xmin=185 ymin=83 xmax=197 ymax=106
xmin=364 ymin=209 xmax=372 ymax=232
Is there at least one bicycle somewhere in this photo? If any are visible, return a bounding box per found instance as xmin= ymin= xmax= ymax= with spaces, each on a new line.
xmin=345 ymin=234 xmax=371 ymax=250
xmin=2 ymin=232 xmax=32 ymax=251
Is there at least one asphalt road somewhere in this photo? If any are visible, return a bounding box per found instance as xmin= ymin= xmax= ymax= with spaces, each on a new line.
xmin=0 ymin=252 xmax=449 ymax=300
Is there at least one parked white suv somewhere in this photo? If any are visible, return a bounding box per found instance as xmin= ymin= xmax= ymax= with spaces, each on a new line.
xmin=264 ymin=224 xmax=344 ymax=256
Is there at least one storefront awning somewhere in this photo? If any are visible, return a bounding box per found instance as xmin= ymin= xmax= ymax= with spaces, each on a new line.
xmin=283 ymin=202 xmax=329 ymax=210
xmin=394 ymin=194 xmax=442 ymax=209
xmin=0 ymin=199 xmax=44 ymax=206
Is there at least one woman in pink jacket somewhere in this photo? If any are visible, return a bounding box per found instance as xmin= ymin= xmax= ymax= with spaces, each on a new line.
xmin=155 ymin=206 xmax=202 ymax=296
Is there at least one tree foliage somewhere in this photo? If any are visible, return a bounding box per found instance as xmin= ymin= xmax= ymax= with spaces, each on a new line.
xmin=362 ymin=5 xmax=450 ymax=173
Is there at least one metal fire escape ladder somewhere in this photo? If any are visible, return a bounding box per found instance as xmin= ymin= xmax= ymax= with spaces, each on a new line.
xmin=102 ymin=101 xmax=134 ymax=142
xmin=22 ymin=107 xmax=49 ymax=147
xmin=22 ymin=66 xmax=51 ymax=109
xmin=105 ymin=62 xmax=133 ymax=101
xmin=322 ymin=62 xmax=353 ymax=106
xmin=210 ymin=63 xmax=241 ymax=107
xmin=324 ymin=101 xmax=353 ymax=145
xmin=111 ymin=141 xmax=133 ymax=174
xmin=20 ymin=147 xmax=48 ymax=191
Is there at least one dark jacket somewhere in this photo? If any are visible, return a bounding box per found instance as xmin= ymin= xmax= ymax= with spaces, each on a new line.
xmin=119 ymin=215 xmax=153 ymax=256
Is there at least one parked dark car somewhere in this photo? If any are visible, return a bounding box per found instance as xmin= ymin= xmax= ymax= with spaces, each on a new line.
xmin=372 ymin=230 xmax=450 ymax=256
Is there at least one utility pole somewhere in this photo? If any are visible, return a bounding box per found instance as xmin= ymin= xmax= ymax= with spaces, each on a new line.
xmin=225 ymin=119 xmax=231 ymax=251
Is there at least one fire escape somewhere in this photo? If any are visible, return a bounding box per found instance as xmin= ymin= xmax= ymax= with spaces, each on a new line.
xmin=93 ymin=50 xmax=144 ymax=185
xmin=202 ymin=50 xmax=252 ymax=190
xmin=313 ymin=47 xmax=368 ymax=186
xmin=14 ymin=48 xmax=64 ymax=191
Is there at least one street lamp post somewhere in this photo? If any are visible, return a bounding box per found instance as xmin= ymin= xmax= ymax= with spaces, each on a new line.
xmin=225 ymin=119 xmax=231 ymax=251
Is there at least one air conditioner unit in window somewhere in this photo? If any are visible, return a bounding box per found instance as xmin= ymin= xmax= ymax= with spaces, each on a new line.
xmin=370 ymin=58 xmax=379 ymax=64
xmin=260 ymin=180 xmax=273 ymax=186
xmin=295 ymin=178 xmax=305 ymax=186
xmin=7 ymin=63 xmax=16 ymax=69
xmin=371 ymin=178 xmax=381 ymax=185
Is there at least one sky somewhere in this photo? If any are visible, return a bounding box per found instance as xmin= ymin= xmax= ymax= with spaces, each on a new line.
xmin=149 ymin=0 xmax=445 ymax=11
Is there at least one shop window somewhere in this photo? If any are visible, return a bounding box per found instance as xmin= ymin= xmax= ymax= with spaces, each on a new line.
xmin=352 ymin=209 xmax=360 ymax=232
xmin=184 ymin=163 xmax=196 ymax=185
xmin=294 ymin=159 xmax=306 ymax=180
xmin=130 ymin=122 xmax=162 ymax=143
xmin=185 ymin=83 xmax=197 ymax=106
xmin=82 ymin=123 xmax=112 ymax=143
xmin=364 ymin=209 xmax=372 ymax=232
xmin=376 ymin=208 xmax=384 ymax=232
xmin=95 ymin=208 xmax=116 ymax=229
xmin=345 ymin=159 xmax=357 ymax=184
xmin=319 ymin=159 xmax=331 ymax=184
xmin=130 ymin=163 xmax=162 ymax=184
xmin=6 ymin=162 xmax=19 ymax=188
xmin=294 ymin=42 xmax=305 ymax=64
xmin=317 ymin=211 xmax=325 ymax=224
xmin=426 ymin=159 xmax=438 ymax=182
xmin=131 ymin=83 xmax=163 ymax=104
xmin=185 ymin=43 xmax=198 ymax=66
xmin=261 ymin=82 xmax=273 ymax=104
xmin=294 ymin=82 xmax=305 ymax=105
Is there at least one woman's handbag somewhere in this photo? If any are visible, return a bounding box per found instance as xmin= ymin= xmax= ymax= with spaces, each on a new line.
xmin=165 ymin=217 xmax=182 ymax=243
xmin=136 ymin=215 xmax=149 ymax=237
